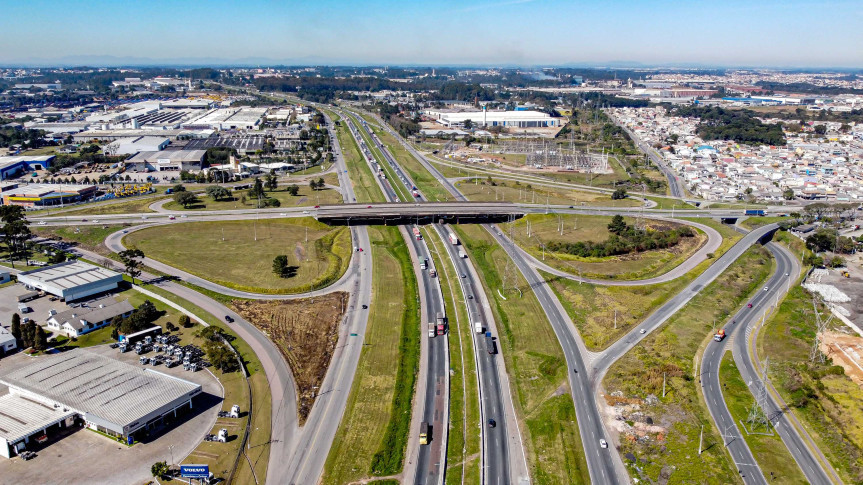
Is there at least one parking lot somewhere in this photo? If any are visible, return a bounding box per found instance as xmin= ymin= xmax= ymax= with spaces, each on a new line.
xmin=0 ymin=345 xmax=223 ymax=485
xmin=0 ymin=283 xmax=72 ymax=329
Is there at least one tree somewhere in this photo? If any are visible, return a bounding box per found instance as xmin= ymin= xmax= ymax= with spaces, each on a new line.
xmin=309 ymin=180 xmax=319 ymax=191
xmin=607 ymin=215 xmax=627 ymax=235
xmin=265 ymin=172 xmax=278 ymax=192
xmin=151 ymin=461 xmax=169 ymax=478
xmin=814 ymin=124 xmax=827 ymax=135
xmin=0 ymin=206 xmax=32 ymax=267
xmin=174 ymin=191 xmax=198 ymax=208
xmin=10 ymin=313 xmax=21 ymax=343
xmin=273 ymin=255 xmax=289 ymax=277
xmin=34 ymin=326 xmax=47 ymax=351
xmin=118 ymin=248 xmax=145 ymax=285
xmin=317 ymin=177 xmax=325 ymax=189
xmin=205 ymin=185 xmax=231 ymax=201
xmin=179 ymin=314 xmax=194 ymax=328
xmin=248 ymin=177 xmax=265 ymax=199
xmin=286 ymin=184 xmax=299 ymax=196
xmin=805 ymin=231 xmax=835 ymax=253
xmin=463 ymin=119 xmax=473 ymax=129
xmin=611 ymin=188 xmax=628 ymax=200
xmin=172 ymin=184 xmax=186 ymax=193
xmin=783 ymin=188 xmax=795 ymax=200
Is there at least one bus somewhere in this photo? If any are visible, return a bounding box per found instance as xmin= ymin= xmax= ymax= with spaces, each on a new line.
xmin=419 ymin=421 xmax=430 ymax=445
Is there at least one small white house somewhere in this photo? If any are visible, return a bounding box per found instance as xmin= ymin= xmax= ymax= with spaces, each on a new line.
xmin=46 ymin=298 xmax=134 ymax=338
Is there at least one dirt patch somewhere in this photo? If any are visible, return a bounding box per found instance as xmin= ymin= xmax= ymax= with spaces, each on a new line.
xmin=232 ymin=292 xmax=348 ymax=425
xmin=821 ymin=330 xmax=863 ymax=386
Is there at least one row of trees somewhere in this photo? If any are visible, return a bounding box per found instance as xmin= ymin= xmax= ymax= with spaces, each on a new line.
xmin=1 ymin=205 xmax=32 ymax=267
xmin=9 ymin=313 xmax=49 ymax=351
xmin=546 ymin=215 xmax=695 ymax=258
xmin=674 ymin=105 xmax=787 ymax=146
xmin=109 ymin=300 xmax=162 ymax=338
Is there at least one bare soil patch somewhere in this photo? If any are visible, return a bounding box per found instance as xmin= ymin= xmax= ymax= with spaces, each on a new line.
xmin=232 ymin=292 xmax=348 ymax=424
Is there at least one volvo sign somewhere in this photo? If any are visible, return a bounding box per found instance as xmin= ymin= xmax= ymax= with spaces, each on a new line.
xmin=180 ymin=464 xmax=210 ymax=479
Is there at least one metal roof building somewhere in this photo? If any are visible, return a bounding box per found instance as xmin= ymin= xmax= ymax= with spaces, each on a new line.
xmin=0 ymin=350 xmax=201 ymax=443
xmin=16 ymin=261 xmax=123 ymax=301
xmin=0 ymin=394 xmax=76 ymax=458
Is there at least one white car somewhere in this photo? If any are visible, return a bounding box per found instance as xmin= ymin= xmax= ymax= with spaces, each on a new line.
xmin=639 ymin=329 xmax=646 ymax=334
xmin=37 ymin=221 xmax=47 ymax=225
xmin=303 ymin=210 xmax=310 ymax=214
xmin=599 ymin=439 xmax=608 ymax=449
xmin=180 ymin=215 xmax=187 ymax=218
xmin=280 ymin=213 xmax=287 ymax=216
xmin=764 ymin=287 xmax=769 ymax=291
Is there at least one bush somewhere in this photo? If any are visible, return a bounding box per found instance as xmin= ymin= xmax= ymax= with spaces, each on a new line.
xmin=179 ymin=314 xmax=194 ymax=328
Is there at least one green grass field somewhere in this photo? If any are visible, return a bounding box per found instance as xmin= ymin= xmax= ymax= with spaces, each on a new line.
xmin=33 ymin=224 xmax=130 ymax=256
xmin=37 ymin=194 xmax=166 ymax=216
xmin=456 ymin=224 xmax=589 ymax=485
xmin=759 ymin=284 xmax=863 ymax=483
xmin=161 ymin=186 xmax=342 ymax=211
xmin=509 ymin=214 xmax=707 ymax=281
xmin=603 ymin=247 xmax=773 ymax=483
xmin=455 ymin=177 xmax=641 ymax=207
xmin=322 ymin=225 xmax=419 ymax=483
xmin=124 ymin=218 xmax=351 ymax=294
xmin=324 ymin=108 xmax=385 ymax=204
xmin=718 ymin=353 xmax=808 ymax=484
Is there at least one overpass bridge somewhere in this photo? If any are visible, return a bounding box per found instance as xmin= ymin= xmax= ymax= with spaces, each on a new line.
xmin=314 ymin=202 xmax=525 ymax=225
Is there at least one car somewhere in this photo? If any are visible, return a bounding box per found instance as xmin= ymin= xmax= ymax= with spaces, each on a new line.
xmin=640 ymin=329 xmax=646 ymax=334
xmin=92 ymin=219 xmax=99 ymax=223
xmin=468 ymin=295 xmax=473 ymax=300
xmin=280 ymin=213 xmax=287 ymax=216
xmin=180 ymin=215 xmax=187 ymax=218
xmin=367 ymin=205 xmax=373 ymax=208
xmin=785 ymin=273 xmax=789 ymax=276
xmin=487 ymin=419 xmax=496 ymax=428
xmin=600 ymin=439 xmax=608 ymax=449
xmin=764 ymin=287 xmax=769 ymax=291
xmin=142 ymin=216 xmax=148 ymax=220
xmin=314 ymin=205 xmax=320 ymax=208
xmin=361 ymin=304 xmax=368 ymax=309
xmin=225 ymin=315 xmax=234 ymax=323
xmin=35 ymin=435 xmax=48 ymax=444
xmin=302 ymin=210 xmax=310 ymax=214
xmin=81 ymin=218 xmax=88 ymax=222
xmin=168 ymin=215 xmax=176 ymax=220
xmin=37 ymin=221 xmax=47 ymax=225
xmin=747 ymin=303 xmax=753 ymax=308
xmin=461 ymin=273 xmax=466 ymax=278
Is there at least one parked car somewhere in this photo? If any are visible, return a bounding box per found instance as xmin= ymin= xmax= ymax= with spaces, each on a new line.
xmin=225 ymin=315 xmax=234 ymax=323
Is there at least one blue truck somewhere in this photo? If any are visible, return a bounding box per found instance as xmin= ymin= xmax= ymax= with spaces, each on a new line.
xmin=745 ymin=209 xmax=765 ymax=216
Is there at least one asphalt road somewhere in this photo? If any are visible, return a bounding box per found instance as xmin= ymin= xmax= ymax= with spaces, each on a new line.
xmin=348 ymin=109 xmax=524 ymax=484
xmin=615 ymin=120 xmax=687 ymax=199
xmin=726 ymin=242 xmax=834 ymax=484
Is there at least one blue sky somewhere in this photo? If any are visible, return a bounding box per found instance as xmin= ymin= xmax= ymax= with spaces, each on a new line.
xmin=1 ymin=0 xmax=861 ymax=67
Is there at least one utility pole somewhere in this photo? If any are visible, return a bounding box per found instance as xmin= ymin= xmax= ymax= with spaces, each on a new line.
xmin=662 ymin=372 xmax=666 ymax=398
xmin=698 ymin=425 xmax=704 ymax=455
xmin=614 ymin=309 xmax=617 ymax=329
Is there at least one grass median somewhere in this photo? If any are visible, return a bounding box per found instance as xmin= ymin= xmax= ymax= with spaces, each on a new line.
xmin=124 ymin=218 xmax=351 ymax=294
xmin=324 ymin=108 xmax=385 ymax=203
xmin=322 ymin=225 xmax=420 ymax=483
xmin=602 ymin=246 xmax=773 ymax=483
xmin=455 ymin=224 xmax=589 ymax=485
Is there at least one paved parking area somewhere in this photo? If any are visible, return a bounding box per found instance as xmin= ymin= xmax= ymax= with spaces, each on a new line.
xmin=0 ymin=345 xmax=223 ymax=485
xmin=0 ymin=284 xmax=71 ymax=328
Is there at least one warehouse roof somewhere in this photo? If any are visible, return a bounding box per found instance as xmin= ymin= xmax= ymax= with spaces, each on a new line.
xmin=0 ymin=394 xmax=76 ymax=443
xmin=17 ymin=261 xmax=121 ymax=290
xmin=0 ymin=350 xmax=201 ymax=430
xmin=126 ymin=149 xmax=206 ymax=164
xmin=50 ymin=298 xmax=134 ymax=332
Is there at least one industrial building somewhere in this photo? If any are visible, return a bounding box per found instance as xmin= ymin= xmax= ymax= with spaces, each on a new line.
xmin=16 ymin=261 xmax=123 ymax=302
xmin=0 ymin=155 xmax=55 ymax=180
xmin=46 ymin=297 xmax=134 ymax=338
xmin=0 ymin=326 xmax=16 ymax=356
xmin=125 ymin=149 xmax=206 ymax=172
xmin=105 ymin=136 xmax=170 ymax=155
xmin=183 ymin=107 xmax=267 ymax=130
xmin=0 ymin=349 xmax=202 ymax=457
xmin=423 ymin=108 xmax=562 ymax=128
xmin=0 ymin=182 xmax=99 ymax=207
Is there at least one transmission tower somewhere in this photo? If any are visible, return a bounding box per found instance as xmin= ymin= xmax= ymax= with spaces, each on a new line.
xmin=747 ymin=358 xmax=771 ymax=432
xmin=810 ymin=298 xmax=833 ymax=364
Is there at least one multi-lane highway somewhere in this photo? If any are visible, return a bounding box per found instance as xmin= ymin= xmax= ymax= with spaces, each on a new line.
xmin=613 ymin=118 xmax=687 ymax=199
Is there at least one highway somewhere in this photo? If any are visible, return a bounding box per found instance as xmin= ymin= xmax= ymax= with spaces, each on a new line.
xmin=347 ymin=109 xmax=526 ymax=484
xmin=342 ymin=110 xmax=452 ymax=484
xmin=613 ymin=117 xmax=687 ymax=199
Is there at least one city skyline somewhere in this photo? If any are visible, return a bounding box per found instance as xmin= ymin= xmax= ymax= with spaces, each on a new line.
xmin=1 ymin=0 xmax=862 ymax=68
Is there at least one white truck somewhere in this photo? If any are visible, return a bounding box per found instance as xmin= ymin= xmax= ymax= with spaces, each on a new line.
xmin=428 ymin=322 xmax=435 ymax=338
xmin=449 ymin=232 xmax=459 ymax=245
xmin=458 ymin=249 xmax=467 ymax=259
xmin=474 ymin=322 xmax=483 ymax=334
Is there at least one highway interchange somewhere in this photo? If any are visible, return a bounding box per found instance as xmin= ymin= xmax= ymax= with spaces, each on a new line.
xmin=21 ymin=101 xmax=838 ymax=485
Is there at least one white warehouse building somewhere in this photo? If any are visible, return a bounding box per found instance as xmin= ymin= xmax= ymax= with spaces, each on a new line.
xmin=424 ymin=108 xmax=562 ymax=128
xmin=16 ymin=261 xmax=123 ymax=302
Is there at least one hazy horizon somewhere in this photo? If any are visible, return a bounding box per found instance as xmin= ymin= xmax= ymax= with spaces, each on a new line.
xmin=1 ymin=0 xmax=862 ymax=68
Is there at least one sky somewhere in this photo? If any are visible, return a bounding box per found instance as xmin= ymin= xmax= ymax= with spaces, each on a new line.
xmin=0 ymin=0 xmax=861 ymax=67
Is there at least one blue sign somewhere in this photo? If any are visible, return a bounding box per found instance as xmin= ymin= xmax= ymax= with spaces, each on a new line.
xmin=180 ymin=464 xmax=210 ymax=479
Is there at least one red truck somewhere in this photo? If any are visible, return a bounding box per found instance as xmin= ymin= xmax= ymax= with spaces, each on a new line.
xmin=412 ymin=227 xmax=422 ymax=240
xmin=714 ymin=329 xmax=726 ymax=342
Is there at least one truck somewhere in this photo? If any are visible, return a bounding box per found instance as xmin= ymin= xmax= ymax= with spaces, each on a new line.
xmin=420 ymin=259 xmax=427 ymax=270
xmin=412 ymin=190 xmax=420 ymax=198
xmin=474 ymin=322 xmax=483 ymax=334
xmin=429 ymin=268 xmax=437 ymax=278
xmin=485 ymin=332 xmax=496 ymax=354
xmin=412 ymin=227 xmax=422 ymax=240
xmin=449 ymin=232 xmax=459 ymax=245
xmin=744 ymin=209 xmax=765 ymax=216
xmin=458 ymin=249 xmax=467 ymax=259
xmin=714 ymin=329 xmax=726 ymax=342
xmin=428 ymin=322 xmax=435 ymax=338
xmin=436 ymin=312 xmax=445 ymax=336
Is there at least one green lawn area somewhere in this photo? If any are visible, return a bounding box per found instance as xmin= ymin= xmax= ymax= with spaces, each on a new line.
xmin=322 ymin=225 xmax=419 ymax=483
xmin=323 ymin=108 xmax=385 ymax=204
xmin=346 ymin=111 xmax=412 ymax=202
xmin=33 ymin=224 xmax=131 ymax=256
xmin=718 ymin=353 xmax=808 ymax=484
xmin=424 ymin=227 xmax=481 ymax=483
xmin=759 ymin=284 xmax=863 ymax=483
xmin=455 ymin=224 xmax=589 ymax=485
xmin=455 ymin=177 xmax=642 ymax=207
xmin=35 ymin=194 xmax=166 ymax=216
xmin=124 ymin=218 xmax=351 ymax=294
xmin=739 ymin=216 xmax=789 ymax=231
xmin=510 ymin=214 xmax=707 ymax=281
xmin=162 ymin=186 xmax=342 ymax=211
xmin=603 ymin=247 xmax=773 ymax=483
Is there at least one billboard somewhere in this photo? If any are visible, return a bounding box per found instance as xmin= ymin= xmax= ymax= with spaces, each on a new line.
xmin=180 ymin=464 xmax=210 ymax=478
